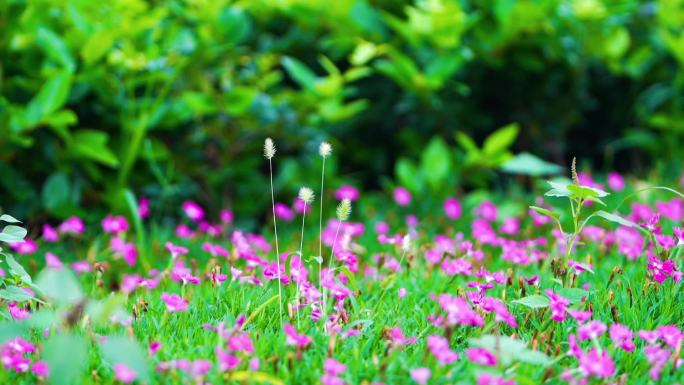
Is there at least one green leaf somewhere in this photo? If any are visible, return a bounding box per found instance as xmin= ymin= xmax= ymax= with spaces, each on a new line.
xmin=395 ymin=158 xmax=422 ymax=193
xmin=501 ymin=153 xmax=562 ymax=176
xmin=281 ymin=56 xmax=317 ymax=90
xmin=42 ymin=172 xmax=71 ymax=213
xmin=0 ymin=322 xmax=24 ymax=345
xmin=567 ymin=184 xmax=609 ymax=200
xmin=511 ymin=294 xmax=549 ymax=308
xmin=225 ymin=86 xmax=258 ymax=115
xmin=5 ymin=255 xmax=32 ymax=284
xmin=0 ymin=225 xmax=27 ymax=243
xmin=420 ymin=137 xmax=451 ymax=190
xmin=594 ymin=210 xmax=642 ymax=230
xmin=455 ymin=131 xmax=480 ymax=156
xmin=556 ymin=288 xmax=589 ymax=304
xmin=544 ymin=181 xmax=572 ymax=198
xmin=43 ymin=333 xmax=88 ymax=385
xmin=36 ymin=27 xmax=75 ymax=71
xmin=81 ymin=29 xmax=115 ymax=65
xmin=36 ymin=268 xmax=83 ymax=305
xmin=529 ymin=206 xmax=560 ymax=221
xmin=100 ymin=336 xmax=150 ymax=382
xmin=483 ymin=123 xmax=519 ymax=156
xmin=0 ymin=285 xmax=35 ymax=302
xmin=70 ymin=130 xmax=119 ymax=167
xmin=24 ymin=70 xmax=72 ymax=127
xmin=470 ymin=335 xmax=549 ymax=366
xmin=0 ymin=215 xmax=21 ymax=224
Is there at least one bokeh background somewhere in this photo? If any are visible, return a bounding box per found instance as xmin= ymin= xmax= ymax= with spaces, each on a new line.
xmin=1 ymin=0 xmax=683 ymax=225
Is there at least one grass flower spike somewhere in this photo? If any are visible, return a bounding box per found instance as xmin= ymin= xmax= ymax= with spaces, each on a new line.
xmin=336 ymin=198 xmax=351 ymax=221
xmin=298 ymin=187 xmax=315 ymax=204
xmin=319 ymin=142 xmax=332 ymax=158
xmin=264 ymin=138 xmax=276 ymax=159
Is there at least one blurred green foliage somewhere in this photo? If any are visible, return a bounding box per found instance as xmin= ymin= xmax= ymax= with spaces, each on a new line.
xmin=1 ymin=0 xmax=684 ymax=220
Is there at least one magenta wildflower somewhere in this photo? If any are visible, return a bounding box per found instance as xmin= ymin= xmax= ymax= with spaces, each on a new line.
xmin=477 ymin=373 xmax=515 ymax=385
xmin=114 ymin=363 xmax=136 ymax=383
xmin=609 ymin=323 xmax=635 ymax=352
xmin=546 ymin=289 xmax=569 ymax=322
xmin=443 ymin=197 xmax=462 ymax=220
xmin=398 ymin=287 xmax=407 ymax=299
xmin=45 ymin=252 xmax=63 ymax=269
xmin=111 ymin=237 xmax=137 ymax=266
xmin=102 ymin=215 xmax=129 ymax=234
xmin=335 ymin=185 xmax=359 ymax=201
xmin=149 ymin=341 xmax=162 ymax=355
xmin=7 ymin=302 xmax=30 ymax=320
xmin=10 ymin=239 xmax=37 ymax=254
xmin=31 ymin=361 xmax=49 ymax=377
xmin=393 ymin=187 xmax=412 ymax=206
xmin=42 ymin=224 xmax=59 ymax=242
xmin=607 ymin=171 xmax=624 ymax=191
xmin=284 ymin=323 xmax=311 ymax=348
xmin=138 ymin=197 xmax=150 ymax=219
xmin=579 ymin=348 xmax=615 ymax=378
xmin=466 ymin=347 xmax=497 ymax=366
xmin=578 ymin=320 xmax=607 ymax=340
xmin=476 ymin=200 xmax=498 ymax=222
xmin=160 ymin=292 xmax=188 ymax=312
xmin=426 ymin=335 xmax=459 ymax=365
xmin=59 ymin=216 xmax=85 ymax=235
xmin=182 ymin=200 xmax=205 ymax=222
xmin=274 ymin=202 xmax=294 ymax=221
xmin=410 ymin=367 xmax=430 ymax=385
xmin=322 ymin=358 xmax=346 ymax=385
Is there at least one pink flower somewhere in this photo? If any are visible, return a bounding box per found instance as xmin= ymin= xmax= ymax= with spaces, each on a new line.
xmin=477 ymin=373 xmax=515 ymax=385
xmin=578 ymin=320 xmax=607 ymax=340
xmin=476 ymin=201 xmax=498 ymax=222
xmin=114 ymin=363 xmax=136 ymax=383
xmin=31 ymin=361 xmax=49 ymax=377
xmin=322 ymin=358 xmax=346 ymax=385
xmin=110 ymin=237 xmax=137 ymax=266
xmin=481 ymin=297 xmax=517 ymax=328
xmin=466 ymin=347 xmax=497 ymax=366
xmin=182 ymin=200 xmax=205 ymax=222
xmin=393 ymin=187 xmax=411 ymax=206
xmin=335 ymin=185 xmax=359 ymax=201
xmin=102 ymin=215 xmax=129 ymax=234
xmin=284 ymin=323 xmax=311 ymax=348
xmin=426 ymin=335 xmax=458 ymax=365
xmin=609 ymin=324 xmax=634 ymax=352
xmin=175 ymin=224 xmax=194 ymax=238
xmin=607 ymin=172 xmax=624 ymax=191
xmin=59 ymin=216 xmax=85 ymax=235
xmin=42 ymin=224 xmax=59 ymax=242
xmin=499 ymin=217 xmax=520 ymax=235
xmin=165 ymin=242 xmax=188 ymax=258
xmin=161 ymin=293 xmax=188 ymax=312
xmin=138 ymin=197 xmax=150 ymax=219
xmin=274 ymin=203 xmax=294 ymax=221
xmin=293 ymin=198 xmax=311 ymax=214
xmin=443 ymin=198 xmax=462 ymax=220
xmin=220 ymin=209 xmax=234 ymax=224
xmin=216 ymin=348 xmax=241 ymax=371
xmin=546 ymin=289 xmax=569 ymax=322
xmin=398 ymin=287 xmax=407 ymax=299
xmin=10 ymin=239 xmax=38 ymax=254
xmin=45 ymin=252 xmax=63 ymax=269
xmin=410 ymin=367 xmax=430 ymax=385
xmin=578 ymin=348 xmax=615 ymax=378
xmin=149 ymin=341 xmax=162 ymax=355
xmin=8 ymin=302 xmax=30 ymax=320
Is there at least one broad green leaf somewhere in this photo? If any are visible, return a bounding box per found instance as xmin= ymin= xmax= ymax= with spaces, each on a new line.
xmin=483 ymin=123 xmax=519 ymax=156
xmin=529 ymin=206 xmax=560 ymax=221
xmin=229 ymin=371 xmax=285 ymax=385
xmin=511 ymin=294 xmax=549 ymax=308
xmin=225 ymin=86 xmax=257 ymax=115
xmin=594 ymin=210 xmax=640 ymax=229
xmin=0 ymin=215 xmax=21 ymax=224
xmin=42 ymin=173 xmax=71 ymax=213
xmin=70 ymin=130 xmax=119 ymax=167
xmin=0 ymin=285 xmax=34 ymax=302
xmin=420 ymin=137 xmax=451 ymax=190
xmin=545 ymin=181 xmax=571 ymax=197
xmin=556 ymin=288 xmax=589 ymax=304
xmin=567 ymin=184 xmax=609 ymax=199
xmin=43 ymin=333 xmax=88 ymax=385
xmin=36 ymin=268 xmax=83 ymax=305
xmin=36 ymin=28 xmax=75 ymax=71
xmin=100 ymin=336 xmax=150 ymax=382
xmin=81 ymin=29 xmax=115 ymax=65
xmin=455 ymin=131 xmax=480 ymax=156
xmin=0 ymin=225 xmax=27 ymax=243
xmin=5 ymin=255 xmax=32 ymax=284
xmin=470 ymin=335 xmax=548 ymax=366
xmin=517 ymin=349 xmax=551 ymax=365
xmin=24 ymin=70 xmax=72 ymax=126
xmin=501 ymin=153 xmax=562 ymax=176
xmin=281 ymin=56 xmax=317 ymax=90
xmin=395 ymin=158 xmax=422 ymax=193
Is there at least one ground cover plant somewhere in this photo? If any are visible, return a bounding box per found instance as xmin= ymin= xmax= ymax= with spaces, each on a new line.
xmin=0 ymin=139 xmax=683 ymax=385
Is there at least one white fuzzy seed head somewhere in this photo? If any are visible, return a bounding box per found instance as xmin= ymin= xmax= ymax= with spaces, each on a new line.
xmin=319 ymin=142 xmax=332 ymax=158
xmin=264 ymin=138 xmax=276 ymax=159
xmin=401 ymin=234 xmax=412 ymax=252
xmin=298 ymin=187 xmax=315 ymax=204
xmin=336 ymin=199 xmax=351 ymax=221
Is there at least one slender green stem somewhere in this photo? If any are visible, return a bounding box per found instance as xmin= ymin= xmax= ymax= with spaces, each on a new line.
xmin=296 ymin=202 xmax=307 ymax=328
xmin=269 ymin=159 xmax=283 ymax=325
